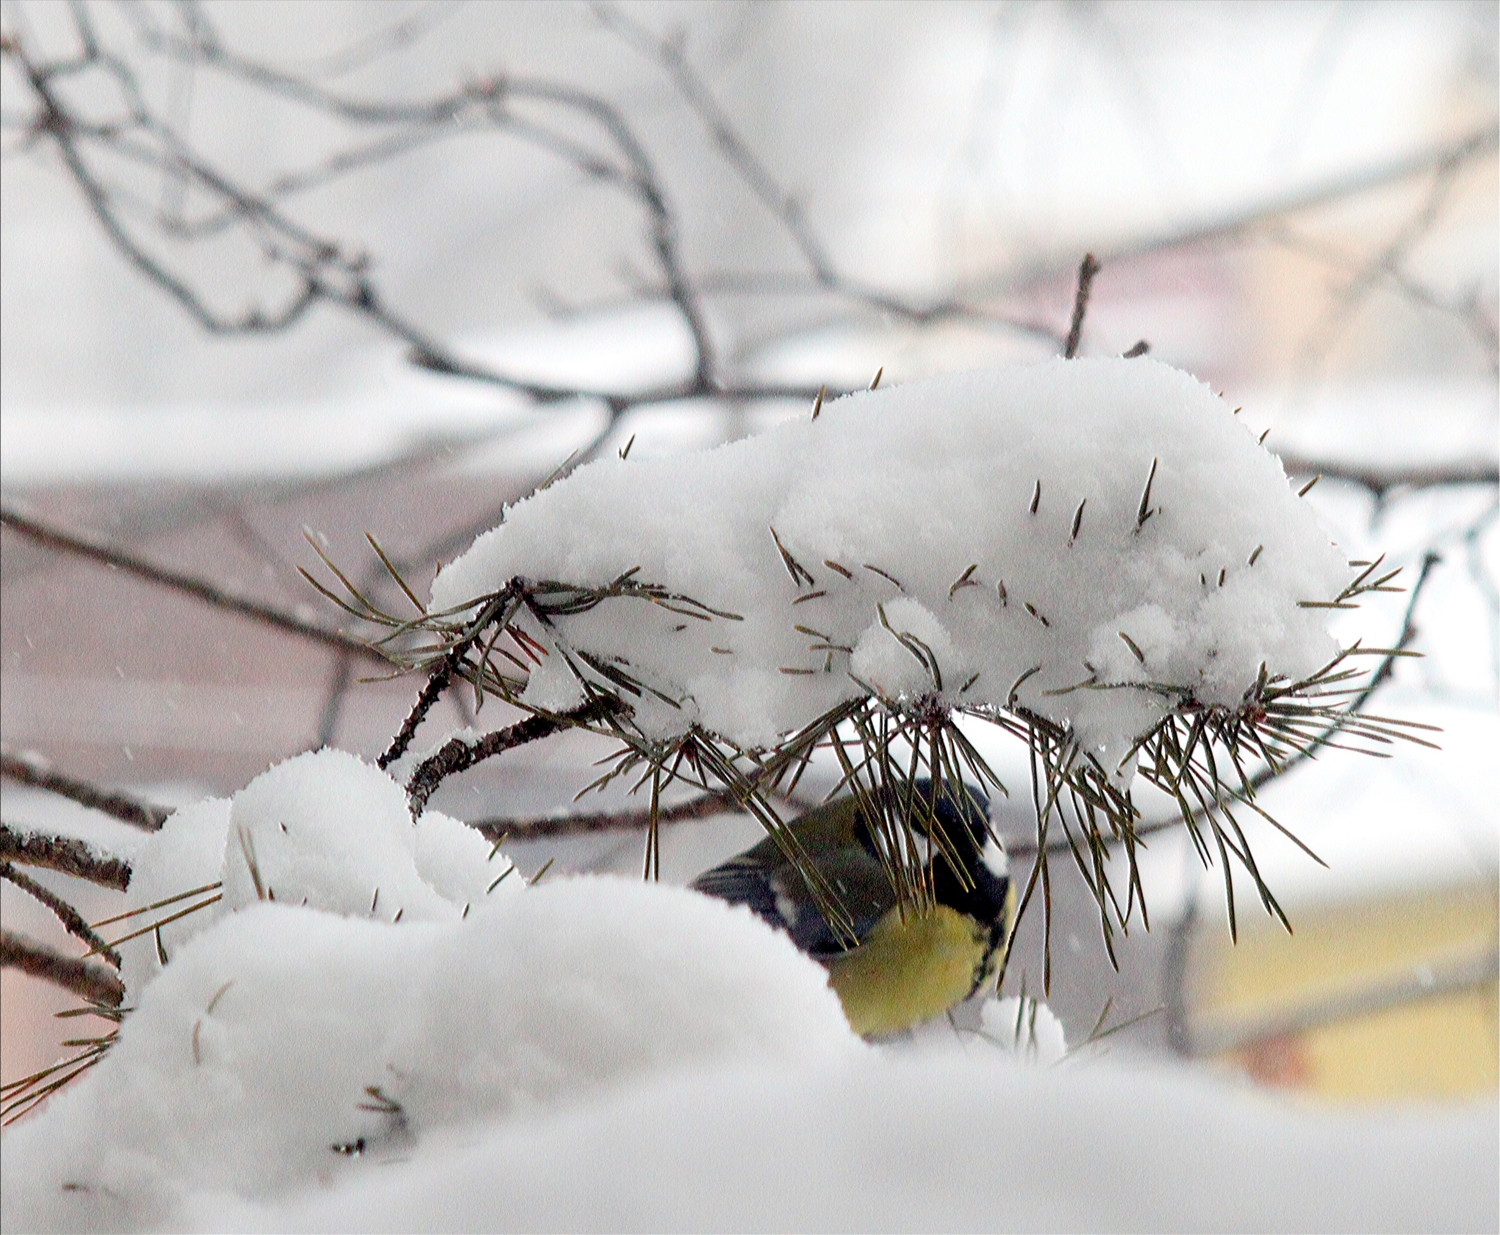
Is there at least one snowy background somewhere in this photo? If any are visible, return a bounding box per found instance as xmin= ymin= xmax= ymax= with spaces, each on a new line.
xmin=2 ymin=2 xmax=1497 ymax=1230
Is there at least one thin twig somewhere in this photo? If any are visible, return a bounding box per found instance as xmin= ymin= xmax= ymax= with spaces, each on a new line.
xmin=0 ymin=863 xmax=120 ymax=966
xmin=1063 ymin=253 xmax=1100 ymax=359
xmin=468 ymin=786 xmax=745 ymax=841
xmin=981 ymin=126 xmax=1498 ymax=299
xmin=1274 ymin=454 xmax=1498 ymax=497
xmin=0 ymin=928 xmax=125 ymax=1007
xmin=594 ymin=2 xmax=1063 ymax=344
xmin=0 ymin=507 xmax=382 ymax=662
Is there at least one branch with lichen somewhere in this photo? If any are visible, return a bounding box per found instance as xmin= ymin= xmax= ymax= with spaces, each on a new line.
xmin=0 ymin=822 xmax=133 ymax=890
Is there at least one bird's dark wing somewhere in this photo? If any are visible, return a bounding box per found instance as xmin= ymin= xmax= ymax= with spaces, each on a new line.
xmin=691 ymin=839 xmax=894 ymax=959
xmin=691 ymin=854 xmax=785 ymax=927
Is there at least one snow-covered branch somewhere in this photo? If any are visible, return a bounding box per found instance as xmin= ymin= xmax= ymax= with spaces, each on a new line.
xmin=0 ymin=862 xmax=120 ymax=965
xmin=0 ymin=822 xmax=133 ymax=890
xmin=1 ymin=750 xmax=169 ymax=832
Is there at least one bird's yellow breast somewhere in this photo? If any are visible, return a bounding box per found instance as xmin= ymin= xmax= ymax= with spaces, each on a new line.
xmin=826 ymin=904 xmax=996 ymax=1037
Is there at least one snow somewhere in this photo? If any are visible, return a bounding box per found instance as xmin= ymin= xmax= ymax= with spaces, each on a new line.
xmin=7 ymin=751 xmax=1496 ymax=1233
xmin=229 ymin=1059 xmax=1495 ymax=1234
xmin=220 ymin=750 xmax=478 ymax=923
xmin=4 ymin=889 xmax=1493 ymax=1233
xmin=0 ymin=786 xmax=158 ymax=872
xmin=116 ymin=751 xmax=515 ymax=997
xmin=9 ymin=747 xmax=1493 ymax=1231
xmin=3 ymin=357 xmax=1488 ymax=1234
xmin=0 ymin=9 xmax=1490 ymax=1228
xmin=431 ymin=358 xmax=1351 ymax=764
xmin=1 ymin=877 xmax=861 ymax=1231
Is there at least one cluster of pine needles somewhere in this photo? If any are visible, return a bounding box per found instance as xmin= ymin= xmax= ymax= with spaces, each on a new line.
xmin=304 ymin=538 xmax=1437 ymax=990
xmin=1 ymin=1000 xmax=122 ymax=1126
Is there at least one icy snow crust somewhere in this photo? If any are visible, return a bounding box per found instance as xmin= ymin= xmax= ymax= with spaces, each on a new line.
xmin=432 ymin=358 xmax=1348 ymax=763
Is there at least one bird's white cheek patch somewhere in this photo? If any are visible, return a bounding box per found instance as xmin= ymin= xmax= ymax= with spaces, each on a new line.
xmin=772 ymin=879 xmax=801 ymax=929
xmin=980 ymin=835 xmax=1010 ymax=880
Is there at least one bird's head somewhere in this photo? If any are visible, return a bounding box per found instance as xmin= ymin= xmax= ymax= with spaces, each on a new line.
xmin=904 ymin=778 xmax=1010 ymax=891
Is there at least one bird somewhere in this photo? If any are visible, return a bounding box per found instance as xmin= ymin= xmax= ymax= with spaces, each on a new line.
xmin=691 ymin=779 xmax=1013 ymax=1037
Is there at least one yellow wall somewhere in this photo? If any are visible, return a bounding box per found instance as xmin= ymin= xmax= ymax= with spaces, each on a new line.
xmin=1188 ymin=881 xmax=1498 ymax=1100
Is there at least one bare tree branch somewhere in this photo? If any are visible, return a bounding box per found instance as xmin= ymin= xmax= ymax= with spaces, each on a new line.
xmin=593 ymin=1 xmax=1065 ymax=345
xmin=0 ymin=822 xmax=133 ymax=890
xmin=1 ymin=750 xmax=169 ymax=832
xmin=0 ymin=928 xmax=125 ymax=1007
xmin=2 ymin=8 xmax=722 ymax=403
xmin=0 ymin=0 xmax=1068 ymax=427
xmin=1274 ymin=454 xmax=1498 ymax=497
xmin=1264 ymin=220 xmax=1499 ymax=367
xmin=1187 ymin=944 xmax=1499 ymax=1057
xmin=984 ymin=125 xmax=1499 ymax=298
xmin=0 ymin=506 xmax=384 ymax=663
xmin=469 ymin=786 xmax=743 ymax=841
xmin=1291 ymin=145 xmax=1489 ymax=382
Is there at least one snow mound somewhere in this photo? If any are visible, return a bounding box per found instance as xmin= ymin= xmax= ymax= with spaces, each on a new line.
xmin=118 ymin=750 xmax=510 ymax=997
xmin=432 ymin=358 xmax=1347 ymax=762
xmin=0 ymin=880 xmax=858 ymax=1231
xmin=240 ymin=1055 xmax=1496 ymax=1234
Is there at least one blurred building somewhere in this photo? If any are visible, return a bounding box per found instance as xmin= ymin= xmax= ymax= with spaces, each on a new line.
xmin=1184 ymin=877 xmax=1498 ymax=1100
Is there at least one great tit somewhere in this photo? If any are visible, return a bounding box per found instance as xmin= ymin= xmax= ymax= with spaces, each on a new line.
xmin=692 ymin=780 xmax=1012 ymax=1037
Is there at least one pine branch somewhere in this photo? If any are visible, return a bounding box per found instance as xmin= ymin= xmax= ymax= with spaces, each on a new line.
xmin=0 ymin=863 xmax=120 ymax=966
xmin=406 ymin=703 xmax=612 ymax=817
xmin=0 ymin=507 xmax=383 ymax=662
xmin=1011 ymin=549 xmax=1445 ymax=856
xmin=377 ymin=586 xmax=525 ymax=769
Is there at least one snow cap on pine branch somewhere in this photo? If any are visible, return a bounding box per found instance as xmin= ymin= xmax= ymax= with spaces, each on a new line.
xmin=432 ymin=358 xmax=1347 ymax=766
